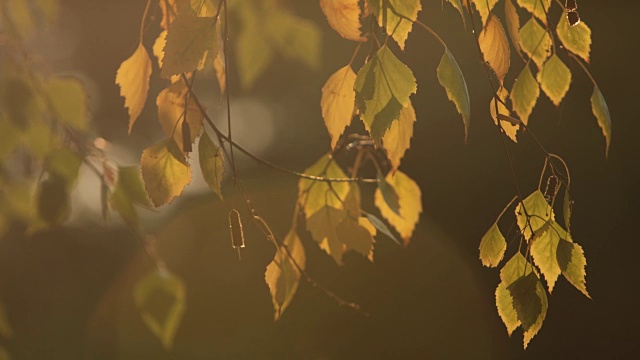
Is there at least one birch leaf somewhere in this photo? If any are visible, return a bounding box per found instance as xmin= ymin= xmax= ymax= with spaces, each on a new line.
xmin=510 ymin=66 xmax=540 ymax=125
xmin=556 ymin=12 xmax=592 ymax=62
xmin=516 ymin=0 xmax=550 ymax=25
xmin=160 ymin=12 xmax=216 ymax=78
xmin=198 ymin=132 xmax=225 ymax=201
xmin=374 ymin=170 xmax=422 ymax=244
xmin=383 ymin=101 xmax=416 ymax=170
xmin=591 ymin=86 xmax=612 ymax=157
xmin=490 ymin=87 xmax=519 ymax=142
xmin=437 ymin=48 xmax=471 ymax=141
xmin=321 ymin=66 xmax=357 ymax=149
xmin=472 ymin=0 xmax=498 ymax=25
xmin=505 ymin=0 xmax=523 ymax=55
xmin=519 ymin=18 xmax=552 ymax=70
xmin=141 ymin=139 xmax=192 ymax=207
xmin=479 ymin=223 xmax=507 ymax=268
xmin=116 ymin=43 xmax=152 ymax=134
xmin=479 ymin=15 xmax=510 ymax=83
xmin=320 ymin=0 xmax=365 ymax=41
xmin=537 ymin=54 xmax=572 ymax=107
xmin=156 ymin=81 xmax=204 ymax=151
xmin=266 ymin=230 xmax=305 ymax=320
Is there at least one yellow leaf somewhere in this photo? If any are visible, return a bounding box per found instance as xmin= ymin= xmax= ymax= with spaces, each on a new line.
xmin=298 ymin=154 xmax=349 ymax=218
xmin=306 ymin=205 xmax=346 ymax=264
xmin=198 ymin=132 xmax=225 ymax=201
xmin=519 ymin=17 xmax=552 ymax=70
xmin=472 ymin=0 xmax=498 ymax=26
xmin=383 ymin=101 xmax=415 ymax=170
xmin=369 ymin=0 xmax=422 ymax=50
xmin=479 ymin=223 xmax=507 ymax=268
xmin=436 ymin=48 xmax=471 ymax=141
xmin=116 ymin=43 xmax=152 ymax=134
xmin=336 ymin=216 xmax=376 ymax=258
xmin=510 ymin=66 xmax=540 ymax=125
xmin=320 ymin=0 xmax=365 ymax=41
xmin=515 ymin=190 xmax=554 ymax=240
xmin=153 ymin=30 xmax=167 ymax=69
xmin=516 ymin=0 xmax=550 ymax=25
xmin=374 ymin=170 xmax=422 ymax=244
xmin=479 ymin=15 xmax=510 ymax=83
xmin=591 ymin=86 xmax=612 ymax=157
xmin=504 ymin=0 xmax=523 ymax=55
xmin=556 ymin=12 xmax=592 ymax=63
xmin=496 ymin=282 xmax=520 ymax=336
xmin=156 ymin=81 xmax=204 ymax=151
xmin=160 ymin=12 xmax=216 ymax=78
xmin=321 ymin=65 xmax=357 ymax=149
xmin=265 ymin=230 xmax=305 ymax=320
xmin=141 ymin=139 xmax=192 ymax=207
xmin=490 ymin=86 xmax=519 ymax=142
xmin=537 ymin=54 xmax=572 ymax=107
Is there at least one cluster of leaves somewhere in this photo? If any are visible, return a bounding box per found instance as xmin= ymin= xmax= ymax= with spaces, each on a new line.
xmin=0 ymin=0 xmax=611 ymax=352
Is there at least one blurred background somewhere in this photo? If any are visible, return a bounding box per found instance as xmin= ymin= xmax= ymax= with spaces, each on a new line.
xmin=0 ymin=0 xmax=638 ymax=358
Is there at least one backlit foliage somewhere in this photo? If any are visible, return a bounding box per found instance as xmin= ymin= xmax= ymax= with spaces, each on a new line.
xmin=0 ymin=0 xmax=611 ymax=351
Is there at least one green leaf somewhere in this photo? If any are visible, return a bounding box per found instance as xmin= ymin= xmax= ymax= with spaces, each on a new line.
xmin=507 ymin=272 xmax=542 ymax=332
xmin=37 ymin=175 xmax=71 ymax=226
xmin=557 ymin=237 xmax=590 ymax=298
xmin=437 ymin=48 xmax=471 ymax=141
xmin=109 ymin=166 xmax=152 ymax=228
xmin=556 ymin=12 xmax=592 ymax=62
xmin=479 ymin=223 xmax=507 ymax=268
xmin=321 ymin=65 xmax=357 ymax=149
xmin=515 ymin=190 xmax=554 ymax=240
xmin=298 ymin=154 xmax=349 ymax=218
xmin=45 ymin=76 xmax=88 ymax=131
xmin=133 ymin=269 xmax=186 ymax=350
xmin=306 ymin=205 xmax=346 ymax=264
xmin=500 ymin=253 xmax=531 ymax=285
xmin=472 ymin=0 xmax=498 ymax=25
xmin=336 ymin=216 xmax=375 ymax=257
xmin=198 ymin=132 xmax=225 ymax=201
xmin=537 ymin=54 xmax=572 ymax=107
xmin=382 ymin=101 xmax=415 ymax=170
xmin=531 ymin=221 xmax=563 ymax=292
xmin=160 ymin=11 xmax=216 ymax=78
xmin=519 ymin=17 xmax=552 ymax=70
xmin=510 ymin=66 xmax=540 ymax=125
xmin=267 ymin=9 xmax=321 ymax=71
xmin=365 ymin=213 xmax=401 ymax=246
xmin=516 ymin=0 xmax=550 ymax=25
xmin=45 ymin=148 xmax=82 ymax=186
xmin=374 ymin=170 xmax=422 ymax=244
xmin=265 ymin=230 xmax=305 ymax=320
xmin=354 ymin=46 xmax=417 ymax=142
xmin=590 ymin=86 xmax=612 ymax=158
xmin=141 ymin=139 xmax=192 ymax=207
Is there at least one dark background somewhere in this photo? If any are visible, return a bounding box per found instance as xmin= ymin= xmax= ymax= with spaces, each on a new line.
xmin=1 ymin=0 xmax=638 ymax=359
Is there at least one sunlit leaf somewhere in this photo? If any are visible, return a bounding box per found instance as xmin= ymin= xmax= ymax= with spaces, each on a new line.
xmin=504 ymin=0 xmax=523 ymax=55
xmin=336 ymin=216 xmax=375 ymax=258
xmin=515 ymin=190 xmax=554 ymax=240
xmin=306 ymin=205 xmax=346 ymax=264
xmin=557 ymin=237 xmax=590 ymax=298
xmin=298 ymin=154 xmax=349 ymax=218
xmin=369 ymin=0 xmax=421 ymax=50
xmin=156 ymin=81 xmax=204 ymax=151
xmin=45 ymin=76 xmax=88 ymax=131
xmin=531 ymin=221 xmax=563 ymax=292
xmin=519 ymin=18 xmax=552 ymax=70
xmin=133 ymin=268 xmax=186 ymax=350
xmin=109 ymin=166 xmax=152 ymax=228
xmin=321 ymin=66 xmax=357 ymax=149
xmin=496 ymin=282 xmax=520 ymax=336
xmin=556 ymin=12 xmax=592 ymax=62
xmin=510 ymin=66 xmax=540 ymax=125
xmin=354 ymin=46 xmax=417 ymax=142
xmin=383 ymin=101 xmax=415 ymax=170
xmin=437 ymin=48 xmax=471 ymax=141
xmin=537 ymin=54 xmax=572 ymax=107
xmin=590 ymin=86 xmax=612 ymax=157
xmin=265 ymin=230 xmax=305 ymax=320
xmin=479 ymin=223 xmax=506 ymax=268
xmin=141 ymin=139 xmax=192 ymax=207
xmin=516 ymin=0 xmax=550 ymax=25
xmin=320 ymin=0 xmax=365 ymax=41
xmin=116 ymin=43 xmax=152 ymax=134
xmin=198 ymin=132 xmax=225 ymax=201
xmin=374 ymin=170 xmax=421 ymax=244
xmin=472 ymin=0 xmax=498 ymax=26
xmin=479 ymin=15 xmax=510 ymax=82
xmin=490 ymin=87 xmax=519 ymax=142
xmin=160 ymin=11 xmax=216 ymax=78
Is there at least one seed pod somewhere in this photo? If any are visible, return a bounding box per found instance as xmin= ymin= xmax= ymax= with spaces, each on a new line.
xmin=182 ymin=118 xmax=192 ymax=153
xmin=565 ymin=0 xmax=578 ymax=11
xmin=544 ymin=175 xmax=559 ymax=203
xmin=229 ymin=209 xmax=245 ymax=249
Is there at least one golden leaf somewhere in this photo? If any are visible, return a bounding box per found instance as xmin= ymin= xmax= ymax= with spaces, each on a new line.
xmin=320 ymin=0 xmax=365 ymax=41
xmin=116 ymin=43 xmax=152 ymax=134
xmin=479 ymin=15 xmax=510 ymax=83
xmin=374 ymin=170 xmax=422 ymax=244
xmin=321 ymin=65 xmax=357 ymax=149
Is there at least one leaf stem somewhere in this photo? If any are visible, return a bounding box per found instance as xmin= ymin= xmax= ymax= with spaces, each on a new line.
xmin=139 ymin=0 xmax=152 ymax=43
